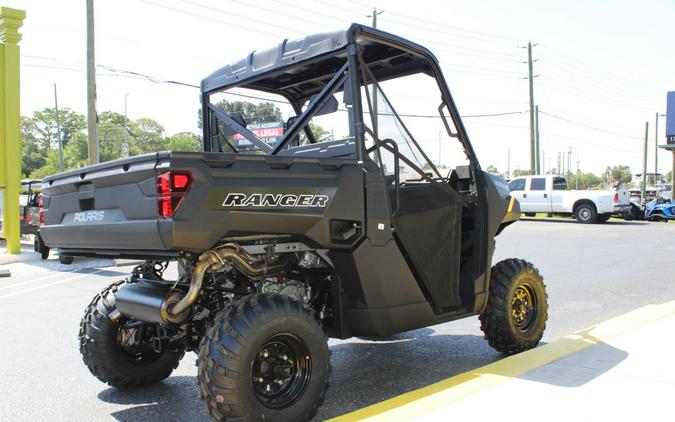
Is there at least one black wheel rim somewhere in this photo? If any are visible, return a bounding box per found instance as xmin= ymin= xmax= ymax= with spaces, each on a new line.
xmin=511 ymin=284 xmax=537 ymax=331
xmin=251 ymin=333 xmax=312 ymax=409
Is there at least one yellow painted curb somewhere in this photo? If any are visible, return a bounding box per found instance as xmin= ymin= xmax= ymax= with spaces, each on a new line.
xmin=330 ymin=300 xmax=675 ymax=422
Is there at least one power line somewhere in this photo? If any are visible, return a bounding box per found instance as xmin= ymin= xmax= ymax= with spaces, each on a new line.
xmin=538 ymin=44 xmax=664 ymax=94
xmin=538 ymin=80 xmax=655 ymax=114
xmin=539 ymin=71 xmax=659 ymax=107
xmin=138 ymin=0 xmax=287 ymax=39
xmin=539 ymin=110 xmax=642 ymax=140
xmin=544 ymin=65 xmax=656 ymax=101
xmin=175 ymin=0 xmax=305 ymax=35
xmin=342 ymin=0 xmax=525 ymax=44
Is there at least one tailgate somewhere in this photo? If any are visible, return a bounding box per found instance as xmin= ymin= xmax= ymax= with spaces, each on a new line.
xmin=40 ymin=153 xmax=169 ymax=251
xmin=616 ymin=190 xmax=631 ymax=206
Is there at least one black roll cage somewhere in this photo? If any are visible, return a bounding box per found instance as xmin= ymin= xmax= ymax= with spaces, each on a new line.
xmin=199 ymin=24 xmax=480 ymax=171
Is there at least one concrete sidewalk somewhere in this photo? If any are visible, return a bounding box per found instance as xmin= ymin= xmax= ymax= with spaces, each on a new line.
xmin=332 ymin=301 xmax=675 ymax=421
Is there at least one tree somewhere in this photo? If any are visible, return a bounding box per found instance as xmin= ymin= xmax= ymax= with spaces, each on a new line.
xmin=133 ymin=117 xmax=165 ymax=153
xmin=27 ymin=107 xmax=86 ymax=150
xmin=20 ymin=108 xmax=87 ymax=177
xmin=485 ymin=165 xmax=500 ymax=175
xmin=21 ymin=116 xmax=47 ymax=177
xmin=512 ymin=168 xmax=530 ymax=177
xmin=97 ymin=112 xmax=128 ymax=162
xmin=163 ymin=132 xmax=201 ymax=151
xmin=574 ymin=172 xmax=603 ymax=190
xmin=602 ymin=165 xmax=632 ymax=187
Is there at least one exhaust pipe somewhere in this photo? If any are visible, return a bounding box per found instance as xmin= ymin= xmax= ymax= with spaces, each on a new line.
xmin=115 ymin=244 xmax=295 ymax=326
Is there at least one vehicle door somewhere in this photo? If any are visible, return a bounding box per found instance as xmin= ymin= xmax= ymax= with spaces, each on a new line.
xmin=526 ymin=177 xmax=550 ymax=212
xmin=361 ymin=67 xmax=474 ymax=314
xmin=550 ymin=176 xmax=568 ymax=213
xmin=508 ymin=178 xmax=528 ymax=211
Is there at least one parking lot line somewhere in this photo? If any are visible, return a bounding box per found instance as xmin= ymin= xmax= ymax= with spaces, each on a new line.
xmin=329 ymin=300 xmax=675 ymax=422
xmin=0 ymin=269 xmax=79 ymax=291
xmin=0 ymin=269 xmax=106 ymax=299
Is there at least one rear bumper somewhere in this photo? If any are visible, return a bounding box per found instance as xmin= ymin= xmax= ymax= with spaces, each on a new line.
xmin=40 ymin=220 xmax=171 ymax=251
xmin=613 ymin=204 xmax=634 ymax=217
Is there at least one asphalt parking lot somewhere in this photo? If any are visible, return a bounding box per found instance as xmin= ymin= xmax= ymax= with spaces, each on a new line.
xmin=1 ymin=218 xmax=674 ymax=421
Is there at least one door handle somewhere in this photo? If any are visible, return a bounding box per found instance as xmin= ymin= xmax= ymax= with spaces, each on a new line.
xmin=544 ymin=193 xmax=548 ymax=198
xmin=523 ymin=193 xmax=527 ymax=198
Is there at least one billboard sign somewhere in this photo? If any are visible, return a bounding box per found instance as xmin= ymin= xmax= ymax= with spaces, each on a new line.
xmin=233 ymin=122 xmax=285 ymax=149
xmin=667 ymin=91 xmax=675 ymax=145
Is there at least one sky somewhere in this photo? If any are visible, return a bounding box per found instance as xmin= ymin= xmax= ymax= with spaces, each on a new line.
xmin=10 ymin=0 xmax=675 ymax=176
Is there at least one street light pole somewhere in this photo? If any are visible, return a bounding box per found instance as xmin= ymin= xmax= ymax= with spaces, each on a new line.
xmin=123 ymin=93 xmax=130 ymax=157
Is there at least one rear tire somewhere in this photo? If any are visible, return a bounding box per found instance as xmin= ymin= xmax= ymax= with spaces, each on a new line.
xmin=34 ymin=234 xmax=49 ymax=260
xmin=197 ymin=293 xmax=330 ymax=422
xmin=59 ymin=255 xmax=74 ymax=265
xmin=79 ymin=280 xmax=184 ymax=389
xmin=480 ymin=259 xmax=548 ymax=355
xmin=575 ymin=203 xmax=597 ymax=223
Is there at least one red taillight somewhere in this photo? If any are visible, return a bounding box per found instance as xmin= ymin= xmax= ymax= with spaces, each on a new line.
xmin=613 ymin=193 xmax=619 ymax=203
xmin=38 ymin=193 xmax=45 ymax=225
xmin=156 ymin=171 xmax=193 ymax=218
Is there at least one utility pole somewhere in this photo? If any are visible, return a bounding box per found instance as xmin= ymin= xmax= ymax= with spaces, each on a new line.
xmin=655 ymin=112 xmax=659 ymax=184
xmin=576 ymin=152 xmax=580 ymax=189
xmin=527 ymin=42 xmax=536 ymax=175
xmin=86 ymin=0 xmax=99 ymax=164
xmin=368 ymin=7 xmax=383 ymax=138
xmin=641 ymin=122 xmax=649 ymax=203
xmin=507 ymin=148 xmax=511 ymax=180
xmin=53 ymin=83 xmax=63 ymax=172
xmin=535 ymin=105 xmax=540 ymax=174
xmin=567 ymin=147 xmax=572 ymax=180
xmin=123 ymin=93 xmax=130 ymax=157
xmin=542 ymin=150 xmax=546 ymax=174
xmin=557 ymin=152 xmax=561 ymax=176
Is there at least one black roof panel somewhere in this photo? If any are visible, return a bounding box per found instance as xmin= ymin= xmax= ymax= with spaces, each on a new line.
xmin=200 ymin=24 xmax=439 ymax=101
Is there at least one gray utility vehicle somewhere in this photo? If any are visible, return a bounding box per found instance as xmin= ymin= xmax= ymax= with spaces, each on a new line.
xmin=40 ymin=25 xmax=547 ymax=421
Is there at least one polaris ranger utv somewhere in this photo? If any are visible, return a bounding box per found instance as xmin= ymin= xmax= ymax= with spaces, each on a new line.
xmin=40 ymin=24 xmax=547 ymax=421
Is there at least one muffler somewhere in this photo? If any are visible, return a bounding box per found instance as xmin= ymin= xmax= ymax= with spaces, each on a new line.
xmin=114 ymin=280 xmax=191 ymax=326
xmin=114 ymin=244 xmax=296 ymax=326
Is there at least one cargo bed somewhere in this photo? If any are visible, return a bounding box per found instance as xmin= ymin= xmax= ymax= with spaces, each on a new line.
xmin=40 ymin=151 xmax=363 ymax=258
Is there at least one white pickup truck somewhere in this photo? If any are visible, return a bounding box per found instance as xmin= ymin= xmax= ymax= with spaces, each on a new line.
xmin=508 ymin=175 xmax=632 ymax=223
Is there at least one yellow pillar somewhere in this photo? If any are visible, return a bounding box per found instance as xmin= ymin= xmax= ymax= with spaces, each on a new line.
xmin=0 ymin=7 xmax=25 ymax=254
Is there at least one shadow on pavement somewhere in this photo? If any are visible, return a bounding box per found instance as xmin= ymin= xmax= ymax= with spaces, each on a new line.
xmin=521 ymin=218 xmax=648 ymax=226
xmin=98 ymin=329 xmax=503 ymax=421
xmin=100 ymin=377 xmax=210 ymax=422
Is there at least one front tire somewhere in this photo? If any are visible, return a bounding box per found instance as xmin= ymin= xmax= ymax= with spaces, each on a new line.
xmin=197 ymin=293 xmax=330 ymax=422
xmin=596 ymin=214 xmax=611 ymax=224
xmin=79 ymin=280 xmax=184 ymax=389
xmin=480 ymin=259 xmax=548 ymax=355
xmin=575 ymin=203 xmax=597 ymax=223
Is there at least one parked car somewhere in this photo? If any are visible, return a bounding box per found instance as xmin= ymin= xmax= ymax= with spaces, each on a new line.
xmin=508 ymin=175 xmax=631 ymax=223
xmin=19 ymin=179 xmax=41 ymax=236
xmin=645 ymin=198 xmax=675 ymax=221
